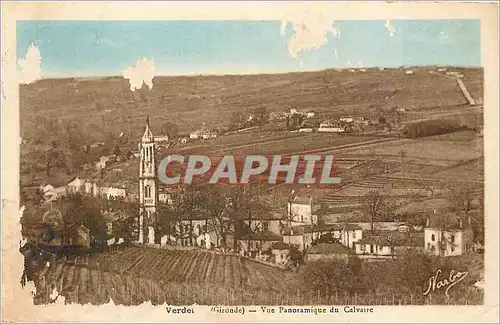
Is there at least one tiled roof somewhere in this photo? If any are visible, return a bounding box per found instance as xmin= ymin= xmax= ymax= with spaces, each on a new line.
xmin=248 ymin=230 xmax=282 ymax=241
xmin=282 ymin=225 xmax=313 ymax=236
xmin=357 ymin=231 xmax=424 ymax=247
xmin=292 ymin=196 xmax=312 ymax=205
xmin=272 ymin=242 xmax=291 ymax=250
xmin=426 ymin=213 xmax=471 ymax=230
xmin=307 ymin=243 xmax=351 ymax=255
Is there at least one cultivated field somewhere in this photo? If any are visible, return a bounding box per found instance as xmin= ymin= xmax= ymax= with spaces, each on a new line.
xmin=32 ymin=248 xmax=483 ymax=306
xmin=88 ymin=246 xmax=292 ymax=290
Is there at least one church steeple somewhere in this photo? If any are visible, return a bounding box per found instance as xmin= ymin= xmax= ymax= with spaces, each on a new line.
xmin=138 ymin=115 xmax=157 ymax=245
xmin=142 ymin=115 xmax=154 ymax=143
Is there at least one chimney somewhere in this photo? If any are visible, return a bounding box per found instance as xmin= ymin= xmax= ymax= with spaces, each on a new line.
xmin=426 ymin=218 xmax=430 ymax=227
xmin=458 ymin=217 xmax=463 ymax=229
xmin=468 ymin=216 xmax=472 ymax=226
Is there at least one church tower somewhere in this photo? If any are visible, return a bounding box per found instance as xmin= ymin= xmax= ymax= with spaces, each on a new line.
xmin=138 ymin=115 xmax=157 ymax=244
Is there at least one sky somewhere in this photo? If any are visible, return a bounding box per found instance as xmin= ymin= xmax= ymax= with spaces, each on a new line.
xmin=17 ymin=19 xmax=481 ymax=82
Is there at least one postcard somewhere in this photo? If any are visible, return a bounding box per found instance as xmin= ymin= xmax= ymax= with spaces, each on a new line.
xmin=1 ymin=1 xmax=499 ymax=323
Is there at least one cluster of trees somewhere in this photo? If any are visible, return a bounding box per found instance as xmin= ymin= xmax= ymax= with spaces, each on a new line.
xmin=401 ymin=119 xmax=468 ymax=139
xmin=299 ymin=250 xmax=480 ymax=301
xmin=21 ymin=191 xmax=140 ymax=246
xmin=155 ymin=183 xmax=273 ymax=250
xmin=229 ymin=106 xmax=269 ymax=131
xmin=22 ymin=114 xmax=136 ymax=178
xmin=361 ymin=181 xmax=484 ymax=246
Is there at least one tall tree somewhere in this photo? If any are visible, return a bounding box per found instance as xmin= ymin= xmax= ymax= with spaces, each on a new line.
xmin=362 ymin=190 xmax=387 ymax=231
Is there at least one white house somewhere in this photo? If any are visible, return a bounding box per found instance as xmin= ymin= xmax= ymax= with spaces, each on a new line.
xmin=96 ymin=156 xmax=110 ymax=170
xmin=190 ymin=129 xmax=218 ymax=140
xmin=318 ymin=127 xmax=345 ymax=133
xmin=154 ymin=135 xmax=170 ymax=144
xmin=424 ymin=213 xmax=474 ymax=257
xmin=339 ymin=117 xmax=354 ymax=123
xmin=271 ymin=242 xmax=291 ymax=266
xmin=67 ymin=177 xmax=85 ymax=194
xmin=106 ymin=187 xmax=127 ymax=199
xmin=287 ymin=196 xmax=316 ymax=225
xmin=159 ymin=192 xmax=173 ymax=205
xmin=282 ymin=225 xmax=313 ymax=252
xmin=339 ymin=224 xmax=363 ymax=249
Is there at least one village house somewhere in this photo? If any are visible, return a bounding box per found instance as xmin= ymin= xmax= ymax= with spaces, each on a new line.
xmin=241 ymin=231 xmax=283 ymax=258
xmin=67 ymin=177 xmax=86 ymax=194
xmin=158 ymin=213 xmax=219 ymax=249
xmin=189 ymin=128 xmax=218 ymax=140
xmin=154 ymin=134 xmax=170 ymax=144
xmin=339 ymin=117 xmax=354 ymax=123
xmin=287 ymin=196 xmax=317 ymax=225
xmin=106 ymin=187 xmax=127 ymax=199
xmin=310 ymin=223 xmax=343 ymax=241
xmin=339 ymin=224 xmax=363 ymax=249
xmin=308 ymin=223 xmax=362 ymax=249
xmin=318 ymin=121 xmax=346 ymax=133
xmin=282 ymin=225 xmax=313 ymax=252
xmin=271 ymin=242 xmax=292 ymax=265
xmin=245 ymin=212 xmax=283 ymax=236
xmin=354 ymin=231 xmax=424 ymax=258
xmin=158 ymin=192 xmax=172 ymax=205
xmin=306 ymin=243 xmax=352 ymax=263
xmin=424 ymin=212 xmax=474 ymax=257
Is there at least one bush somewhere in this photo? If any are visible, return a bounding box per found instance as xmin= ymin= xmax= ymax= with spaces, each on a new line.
xmin=401 ymin=119 xmax=468 ymax=139
xmin=298 ymin=258 xmax=366 ymax=295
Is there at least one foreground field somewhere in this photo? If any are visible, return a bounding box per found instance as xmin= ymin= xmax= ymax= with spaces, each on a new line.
xmin=31 ymin=248 xmax=483 ymax=306
xmin=88 ymin=246 xmax=293 ymax=290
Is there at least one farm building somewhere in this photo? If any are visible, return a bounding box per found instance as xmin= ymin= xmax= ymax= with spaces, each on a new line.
xmin=424 ymin=213 xmax=474 ymax=257
xmin=189 ymin=129 xmax=218 ymax=140
xmin=306 ymin=243 xmax=351 ymax=263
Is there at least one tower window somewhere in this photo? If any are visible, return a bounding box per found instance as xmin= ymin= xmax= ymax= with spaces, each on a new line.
xmin=263 ymin=221 xmax=269 ymax=231
xmin=145 ymin=185 xmax=151 ymax=198
xmin=431 ymin=234 xmax=435 ymax=241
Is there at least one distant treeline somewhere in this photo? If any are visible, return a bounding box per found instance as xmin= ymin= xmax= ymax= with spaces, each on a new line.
xmin=401 ymin=119 xmax=469 ymax=139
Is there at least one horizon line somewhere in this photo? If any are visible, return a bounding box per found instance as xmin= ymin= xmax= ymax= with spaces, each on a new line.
xmin=25 ymin=64 xmax=484 ymax=82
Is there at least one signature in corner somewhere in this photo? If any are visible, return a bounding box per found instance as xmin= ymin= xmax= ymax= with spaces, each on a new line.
xmin=423 ymin=269 xmax=469 ymax=298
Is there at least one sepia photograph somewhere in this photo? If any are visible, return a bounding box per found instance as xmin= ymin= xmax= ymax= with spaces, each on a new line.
xmin=2 ymin=1 xmax=499 ymax=323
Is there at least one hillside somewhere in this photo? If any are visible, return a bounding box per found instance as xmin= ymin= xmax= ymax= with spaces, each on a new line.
xmin=20 ymin=66 xmax=483 ymax=139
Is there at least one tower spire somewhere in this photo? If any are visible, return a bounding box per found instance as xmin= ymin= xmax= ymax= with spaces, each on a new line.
xmin=146 ymin=114 xmax=150 ymax=127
